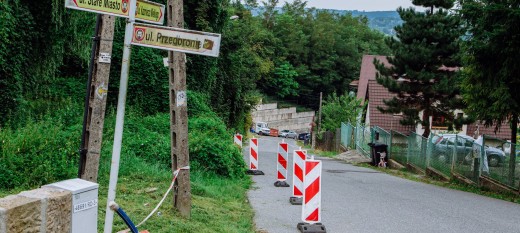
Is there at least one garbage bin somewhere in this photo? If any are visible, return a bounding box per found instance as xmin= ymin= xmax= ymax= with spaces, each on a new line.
xmin=368 ymin=143 xmax=388 ymax=166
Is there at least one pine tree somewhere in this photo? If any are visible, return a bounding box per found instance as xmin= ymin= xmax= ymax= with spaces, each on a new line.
xmin=375 ymin=0 xmax=463 ymax=137
xmin=459 ymin=0 xmax=520 ymax=187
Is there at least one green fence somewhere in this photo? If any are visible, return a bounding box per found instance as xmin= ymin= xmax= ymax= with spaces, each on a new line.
xmin=427 ymin=133 xmax=455 ymax=177
xmin=372 ymin=126 xmax=391 ymax=147
xmin=482 ymin=135 xmax=519 ymax=189
xmin=340 ymin=123 xmax=520 ymax=191
xmin=407 ymin=133 xmax=428 ymax=170
xmin=355 ymin=123 xmax=371 ymax=157
xmin=390 ymin=130 xmax=408 ymax=165
xmin=340 ymin=122 xmax=356 ymax=149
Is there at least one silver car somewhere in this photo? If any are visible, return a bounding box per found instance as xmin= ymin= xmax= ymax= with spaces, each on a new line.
xmin=279 ymin=130 xmax=298 ymax=139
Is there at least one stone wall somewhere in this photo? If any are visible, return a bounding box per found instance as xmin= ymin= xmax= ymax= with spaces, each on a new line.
xmin=0 ymin=187 xmax=72 ymax=233
xmin=251 ymin=103 xmax=315 ymax=132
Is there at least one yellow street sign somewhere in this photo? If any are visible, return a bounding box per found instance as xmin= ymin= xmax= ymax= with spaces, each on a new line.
xmin=65 ymin=0 xmax=165 ymax=25
xmin=131 ymin=23 xmax=221 ymax=57
xmin=135 ymin=0 xmax=164 ymax=24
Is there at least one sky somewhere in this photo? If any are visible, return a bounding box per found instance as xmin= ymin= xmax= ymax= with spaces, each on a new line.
xmin=278 ymin=0 xmax=416 ymax=11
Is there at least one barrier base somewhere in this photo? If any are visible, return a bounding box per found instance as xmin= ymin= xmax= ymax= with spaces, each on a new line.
xmin=297 ymin=222 xmax=327 ymax=233
xmin=246 ymin=170 xmax=265 ymax=175
xmin=289 ymin=196 xmax=302 ymax=205
xmin=274 ymin=181 xmax=290 ymax=187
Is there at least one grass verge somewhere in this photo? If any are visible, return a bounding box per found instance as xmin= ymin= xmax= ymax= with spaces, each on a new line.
xmin=95 ymin=155 xmax=254 ymax=233
xmin=296 ymin=140 xmax=339 ymax=158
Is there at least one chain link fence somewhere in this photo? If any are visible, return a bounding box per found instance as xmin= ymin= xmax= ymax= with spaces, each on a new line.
xmin=407 ymin=133 xmax=428 ymax=170
xmin=355 ymin=122 xmax=371 ymax=157
xmin=390 ymin=130 xmax=408 ymax=165
xmin=340 ymin=122 xmax=356 ymax=149
xmin=338 ymin=123 xmax=519 ymax=191
xmin=482 ymin=135 xmax=519 ymax=189
xmin=427 ymin=133 xmax=455 ymax=177
xmin=372 ymin=126 xmax=391 ymax=147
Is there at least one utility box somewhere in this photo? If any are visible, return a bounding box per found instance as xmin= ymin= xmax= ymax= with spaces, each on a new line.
xmin=44 ymin=178 xmax=99 ymax=233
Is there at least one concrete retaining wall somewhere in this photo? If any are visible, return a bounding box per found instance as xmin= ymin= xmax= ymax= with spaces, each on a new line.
xmin=252 ymin=103 xmax=315 ymax=132
xmin=0 ymin=187 xmax=72 ymax=233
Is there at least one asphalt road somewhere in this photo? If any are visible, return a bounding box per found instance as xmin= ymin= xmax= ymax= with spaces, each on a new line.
xmin=244 ymin=136 xmax=520 ymax=233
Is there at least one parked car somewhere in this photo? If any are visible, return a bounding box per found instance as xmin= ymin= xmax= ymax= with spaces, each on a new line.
xmin=298 ymin=133 xmax=310 ymax=141
xmin=279 ymin=130 xmax=298 ymax=139
xmin=432 ymin=134 xmax=506 ymax=167
xmin=258 ymin=128 xmax=271 ymax=136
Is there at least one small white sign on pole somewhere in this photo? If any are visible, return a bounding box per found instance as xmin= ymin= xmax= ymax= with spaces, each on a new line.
xmin=98 ymin=53 xmax=112 ymax=63
xmin=163 ymin=57 xmax=169 ymax=67
xmin=176 ymin=91 xmax=187 ymax=107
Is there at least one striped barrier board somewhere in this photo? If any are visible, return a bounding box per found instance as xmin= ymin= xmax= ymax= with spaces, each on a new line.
xmin=274 ymin=141 xmax=290 ymax=187
xmin=297 ymin=158 xmax=326 ymax=232
xmin=290 ymin=150 xmax=306 ymax=204
xmin=302 ymin=159 xmax=322 ymax=223
xmin=234 ymin=134 xmax=243 ymax=148
xmin=247 ymin=138 xmax=264 ymax=175
xmin=250 ymin=138 xmax=258 ymax=170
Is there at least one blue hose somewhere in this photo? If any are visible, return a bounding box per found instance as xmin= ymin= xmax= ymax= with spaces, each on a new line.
xmin=114 ymin=206 xmax=139 ymax=233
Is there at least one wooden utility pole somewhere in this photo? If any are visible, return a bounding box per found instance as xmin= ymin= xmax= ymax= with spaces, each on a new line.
xmin=313 ymin=92 xmax=323 ymax=149
xmin=167 ymin=0 xmax=191 ymax=217
xmin=79 ymin=14 xmax=116 ymax=182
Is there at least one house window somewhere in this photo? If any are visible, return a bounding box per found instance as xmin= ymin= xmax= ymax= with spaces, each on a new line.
xmin=431 ymin=113 xmax=447 ymax=130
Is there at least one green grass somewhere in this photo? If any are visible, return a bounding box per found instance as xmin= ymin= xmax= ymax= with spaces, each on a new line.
xmin=296 ymin=140 xmax=339 ymax=158
xmin=1 ymin=104 xmax=255 ymax=233
xmin=94 ymin=153 xmax=254 ymax=233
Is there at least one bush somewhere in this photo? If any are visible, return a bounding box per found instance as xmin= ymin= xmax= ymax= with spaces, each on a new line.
xmin=189 ymin=116 xmax=246 ymax=178
xmin=0 ymin=119 xmax=80 ymax=189
xmin=0 ymin=91 xmax=246 ymax=190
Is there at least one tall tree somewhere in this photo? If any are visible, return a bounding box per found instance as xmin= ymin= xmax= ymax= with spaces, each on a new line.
xmin=459 ymin=0 xmax=520 ymax=186
xmin=375 ymin=0 xmax=463 ymax=137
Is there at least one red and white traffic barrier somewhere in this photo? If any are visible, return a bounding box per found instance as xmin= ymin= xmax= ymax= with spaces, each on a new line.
xmin=302 ymin=159 xmax=322 ymax=223
xmin=290 ymin=149 xmax=306 ymax=204
xmin=247 ymin=138 xmax=264 ymax=175
xmin=274 ymin=140 xmax=289 ymax=187
xmin=297 ymin=158 xmax=326 ymax=232
xmin=234 ymin=133 xmax=243 ymax=148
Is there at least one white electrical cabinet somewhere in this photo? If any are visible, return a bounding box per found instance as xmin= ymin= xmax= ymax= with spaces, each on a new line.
xmin=44 ymin=178 xmax=99 ymax=233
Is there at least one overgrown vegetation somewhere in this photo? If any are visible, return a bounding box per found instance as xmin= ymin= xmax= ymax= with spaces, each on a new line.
xmin=320 ymin=92 xmax=365 ymax=132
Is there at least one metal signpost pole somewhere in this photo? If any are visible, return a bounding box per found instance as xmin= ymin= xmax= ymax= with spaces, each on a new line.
xmin=103 ymin=0 xmax=138 ymax=232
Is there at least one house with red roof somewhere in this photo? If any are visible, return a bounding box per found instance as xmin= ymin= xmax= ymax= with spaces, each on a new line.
xmin=352 ymin=55 xmax=511 ymax=140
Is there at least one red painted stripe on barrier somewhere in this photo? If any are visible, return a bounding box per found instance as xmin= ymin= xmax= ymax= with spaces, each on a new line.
xmin=277 ymin=171 xmax=284 ymax=179
xmin=252 ymin=138 xmax=258 ymax=146
xmin=281 ymin=160 xmax=287 ymax=169
xmin=251 ymin=163 xmax=256 ymax=169
xmin=305 ymin=208 xmax=319 ymax=222
xmin=294 ymin=186 xmax=303 ymax=196
xmin=278 ymin=154 xmax=287 ymax=165
xmin=295 ymin=164 xmax=303 ymax=180
xmin=281 ymin=143 xmax=288 ymax=152
xmin=305 ymin=161 xmax=319 ymax=175
xmin=251 ymin=149 xmax=258 ymax=160
xmin=296 ymin=150 xmax=306 ymax=160
xmin=237 ymin=135 xmax=242 ymax=141
xmin=305 ymin=178 xmax=320 ymax=204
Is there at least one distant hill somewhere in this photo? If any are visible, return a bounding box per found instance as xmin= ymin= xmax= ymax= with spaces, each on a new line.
xmin=251 ymin=7 xmax=402 ymax=36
